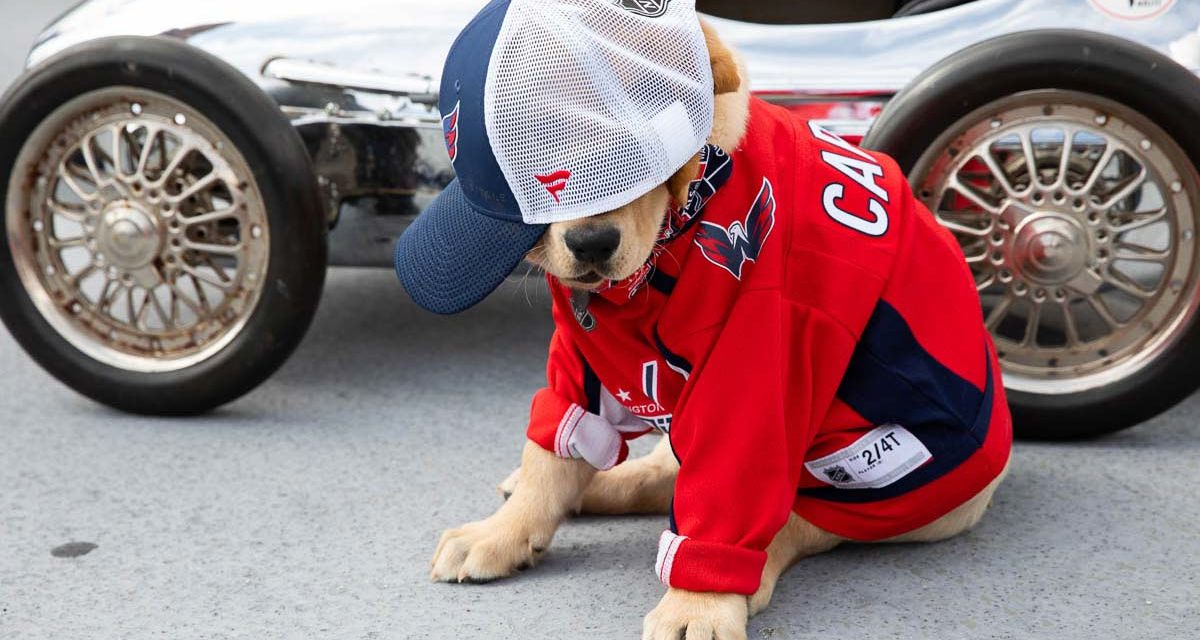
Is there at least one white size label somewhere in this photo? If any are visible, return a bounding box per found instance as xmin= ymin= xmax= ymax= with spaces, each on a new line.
xmin=804 ymin=425 xmax=932 ymax=489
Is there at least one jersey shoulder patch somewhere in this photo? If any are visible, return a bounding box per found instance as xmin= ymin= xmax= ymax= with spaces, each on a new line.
xmin=694 ymin=177 xmax=776 ymax=280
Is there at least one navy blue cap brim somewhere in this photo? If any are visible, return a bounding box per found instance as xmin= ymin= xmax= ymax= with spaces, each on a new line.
xmin=395 ymin=178 xmax=547 ymax=315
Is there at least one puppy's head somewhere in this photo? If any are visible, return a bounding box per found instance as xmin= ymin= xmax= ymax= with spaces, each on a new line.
xmin=527 ymin=20 xmax=746 ymax=290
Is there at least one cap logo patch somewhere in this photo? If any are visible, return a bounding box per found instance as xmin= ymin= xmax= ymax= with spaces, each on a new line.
xmin=534 ymin=170 xmax=571 ymax=203
xmin=613 ymin=0 xmax=670 ymax=18
xmin=441 ymin=100 xmax=460 ymax=163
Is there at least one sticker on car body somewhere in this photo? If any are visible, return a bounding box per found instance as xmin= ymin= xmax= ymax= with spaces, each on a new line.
xmin=1088 ymin=0 xmax=1177 ymax=21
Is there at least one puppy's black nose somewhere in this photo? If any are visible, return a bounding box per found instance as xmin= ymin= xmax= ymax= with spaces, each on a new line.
xmin=564 ymin=226 xmax=620 ymax=264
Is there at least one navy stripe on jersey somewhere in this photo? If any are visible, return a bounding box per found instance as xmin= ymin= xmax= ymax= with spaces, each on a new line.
xmin=583 ymin=360 xmax=601 ymax=414
xmin=648 ymin=268 xmax=677 ymax=295
xmin=642 ymin=361 xmax=660 ymax=404
xmin=799 ymin=300 xmax=992 ymax=504
xmin=654 ymin=330 xmax=694 ymax=378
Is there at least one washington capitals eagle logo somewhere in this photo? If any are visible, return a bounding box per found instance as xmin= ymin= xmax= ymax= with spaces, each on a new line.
xmin=441 ymin=100 xmax=460 ymax=163
xmin=694 ymin=177 xmax=776 ymax=280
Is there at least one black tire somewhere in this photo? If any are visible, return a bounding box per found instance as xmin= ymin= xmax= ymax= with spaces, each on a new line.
xmin=0 ymin=36 xmax=327 ymax=415
xmin=863 ymin=30 xmax=1200 ymax=439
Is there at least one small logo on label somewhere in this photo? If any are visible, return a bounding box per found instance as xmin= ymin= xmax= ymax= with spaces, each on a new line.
xmin=804 ymin=425 xmax=933 ymax=490
xmin=1088 ymin=0 xmax=1175 ymax=20
xmin=823 ymin=465 xmax=853 ymax=484
xmin=535 ymin=170 xmax=571 ymax=203
xmin=441 ymin=100 xmax=460 ymax=163
xmin=613 ymin=0 xmax=670 ymax=18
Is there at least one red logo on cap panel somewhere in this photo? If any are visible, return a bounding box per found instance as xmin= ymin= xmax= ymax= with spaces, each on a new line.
xmin=442 ymin=100 xmax=460 ymax=163
xmin=534 ymin=170 xmax=571 ymax=203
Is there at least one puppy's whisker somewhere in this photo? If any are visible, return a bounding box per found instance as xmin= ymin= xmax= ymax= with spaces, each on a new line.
xmin=659 ymin=244 xmax=683 ymax=270
xmin=517 ymin=265 xmax=538 ymax=308
xmin=521 ymin=278 xmax=530 ymax=307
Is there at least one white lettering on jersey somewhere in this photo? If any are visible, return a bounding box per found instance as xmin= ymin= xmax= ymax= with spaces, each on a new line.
xmin=808 ymin=122 xmax=891 ymax=237
xmin=823 ymin=184 xmax=889 ymax=237
xmin=636 ymin=360 xmax=672 ymax=432
xmin=808 ymin=121 xmax=877 ymax=161
xmin=819 ymin=151 xmax=889 ymax=202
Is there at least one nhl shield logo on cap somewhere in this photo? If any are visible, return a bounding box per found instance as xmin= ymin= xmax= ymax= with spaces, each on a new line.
xmin=614 ymin=0 xmax=670 ymax=18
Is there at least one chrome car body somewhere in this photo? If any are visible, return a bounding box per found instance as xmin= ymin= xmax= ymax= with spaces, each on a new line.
xmin=25 ymin=0 xmax=1200 ymax=266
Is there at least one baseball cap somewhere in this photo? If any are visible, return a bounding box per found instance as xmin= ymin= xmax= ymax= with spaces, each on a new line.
xmin=395 ymin=0 xmax=715 ymax=314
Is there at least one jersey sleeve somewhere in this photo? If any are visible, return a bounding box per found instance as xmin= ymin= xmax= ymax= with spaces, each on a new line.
xmin=654 ymin=290 xmax=856 ymax=594
xmin=527 ymin=291 xmax=651 ymax=470
xmin=526 ymin=323 xmax=602 ymax=458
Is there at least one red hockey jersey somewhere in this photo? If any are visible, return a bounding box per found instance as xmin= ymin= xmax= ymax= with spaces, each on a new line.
xmin=526 ymin=98 xmax=1012 ymax=595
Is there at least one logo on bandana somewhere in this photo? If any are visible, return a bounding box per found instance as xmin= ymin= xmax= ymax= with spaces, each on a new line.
xmin=664 ymin=144 xmax=732 ymax=237
xmin=694 ymin=177 xmax=776 ymax=280
xmin=441 ymin=100 xmax=460 ymax=163
xmin=570 ymin=290 xmax=596 ymax=332
xmin=613 ymin=0 xmax=670 ymax=18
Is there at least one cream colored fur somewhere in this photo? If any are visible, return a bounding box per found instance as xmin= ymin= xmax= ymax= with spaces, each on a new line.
xmin=706 ymin=58 xmax=751 ymax=154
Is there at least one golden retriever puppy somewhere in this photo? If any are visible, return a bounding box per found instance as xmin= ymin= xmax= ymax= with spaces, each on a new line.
xmin=397 ymin=3 xmax=1012 ymax=639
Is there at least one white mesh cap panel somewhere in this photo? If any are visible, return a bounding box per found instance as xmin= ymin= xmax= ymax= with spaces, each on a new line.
xmin=485 ymin=0 xmax=714 ymax=224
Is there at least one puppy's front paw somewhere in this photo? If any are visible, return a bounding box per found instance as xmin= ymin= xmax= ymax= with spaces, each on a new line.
xmin=642 ymin=588 xmax=748 ymax=640
xmin=429 ymin=516 xmax=548 ymax=583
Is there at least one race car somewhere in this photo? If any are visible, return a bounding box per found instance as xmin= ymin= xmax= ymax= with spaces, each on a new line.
xmin=1 ymin=0 xmax=1198 ymax=439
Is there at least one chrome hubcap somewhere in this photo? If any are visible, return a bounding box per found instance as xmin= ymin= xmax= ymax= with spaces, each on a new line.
xmin=913 ymin=90 xmax=1200 ymax=394
xmin=1014 ymin=214 xmax=1086 ymax=284
xmin=6 ymin=88 xmax=270 ymax=373
xmin=97 ymin=201 xmax=160 ymax=269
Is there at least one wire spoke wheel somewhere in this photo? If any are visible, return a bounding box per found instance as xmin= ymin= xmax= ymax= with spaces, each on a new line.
xmin=7 ymin=88 xmax=270 ymax=373
xmin=0 ymin=37 xmax=324 ymax=414
xmin=913 ymin=91 xmax=1200 ymax=395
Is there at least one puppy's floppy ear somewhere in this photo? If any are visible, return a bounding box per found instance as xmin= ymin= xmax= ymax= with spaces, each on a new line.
xmin=700 ymin=19 xmax=740 ymax=95
xmin=667 ymin=153 xmax=702 ymax=208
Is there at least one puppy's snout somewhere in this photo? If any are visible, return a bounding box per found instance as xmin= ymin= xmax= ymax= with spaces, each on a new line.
xmin=564 ymin=225 xmax=620 ymax=265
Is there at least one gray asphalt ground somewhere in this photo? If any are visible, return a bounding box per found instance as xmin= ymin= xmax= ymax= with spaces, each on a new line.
xmin=1 ymin=3 xmax=1198 ymax=639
